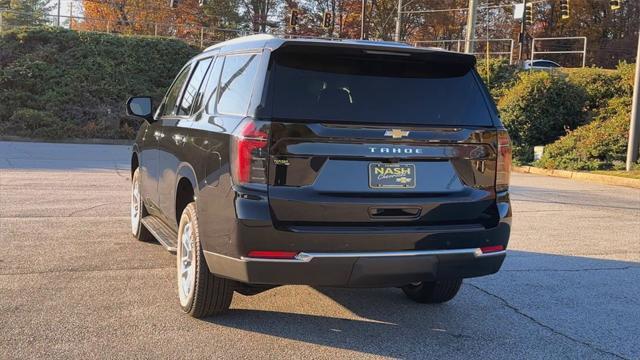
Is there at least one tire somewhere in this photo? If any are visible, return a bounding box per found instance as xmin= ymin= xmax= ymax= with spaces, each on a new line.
xmin=131 ymin=168 xmax=154 ymax=242
xmin=176 ymin=202 xmax=234 ymax=318
xmin=402 ymin=279 xmax=463 ymax=304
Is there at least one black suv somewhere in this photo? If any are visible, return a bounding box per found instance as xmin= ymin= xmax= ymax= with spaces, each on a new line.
xmin=126 ymin=35 xmax=512 ymax=318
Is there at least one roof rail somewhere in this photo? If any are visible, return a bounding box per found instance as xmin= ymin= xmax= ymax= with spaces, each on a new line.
xmin=204 ymin=34 xmax=275 ymax=52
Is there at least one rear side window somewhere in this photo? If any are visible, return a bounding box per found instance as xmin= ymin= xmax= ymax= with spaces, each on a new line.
xmin=217 ymin=54 xmax=260 ymax=115
xmin=202 ymin=57 xmax=224 ymax=114
xmin=178 ymin=58 xmax=213 ymax=115
xmin=161 ymin=65 xmax=191 ymax=117
xmin=267 ymin=51 xmax=493 ymax=126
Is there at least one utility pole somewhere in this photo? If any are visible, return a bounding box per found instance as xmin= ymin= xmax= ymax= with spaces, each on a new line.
xmin=395 ymin=0 xmax=402 ymax=42
xmin=626 ymin=26 xmax=640 ymax=171
xmin=57 ymin=0 xmax=61 ymax=27
xmin=464 ymin=0 xmax=478 ymax=53
xmin=69 ymin=2 xmax=73 ymax=30
xmin=518 ymin=0 xmax=527 ymax=62
xmin=360 ymin=0 xmax=366 ymax=40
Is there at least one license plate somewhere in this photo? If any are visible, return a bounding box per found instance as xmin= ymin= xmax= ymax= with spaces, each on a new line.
xmin=369 ymin=163 xmax=416 ymax=189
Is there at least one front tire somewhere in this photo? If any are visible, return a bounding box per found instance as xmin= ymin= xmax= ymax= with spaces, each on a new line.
xmin=177 ymin=202 xmax=234 ymax=318
xmin=131 ymin=168 xmax=154 ymax=241
xmin=402 ymin=279 xmax=462 ymax=304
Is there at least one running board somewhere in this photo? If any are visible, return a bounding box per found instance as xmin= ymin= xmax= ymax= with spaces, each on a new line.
xmin=141 ymin=216 xmax=177 ymax=253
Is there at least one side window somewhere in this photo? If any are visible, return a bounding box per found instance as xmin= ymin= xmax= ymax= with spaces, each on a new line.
xmin=161 ymin=65 xmax=191 ymax=117
xmin=201 ymin=57 xmax=224 ymax=114
xmin=217 ymin=54 xmax=260 ymax=115
xmin=177 ymin=58 xmax=213 ymax=116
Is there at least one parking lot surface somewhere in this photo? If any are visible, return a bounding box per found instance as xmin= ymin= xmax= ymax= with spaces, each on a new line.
xmin=1 ymin=141 xmax=639 ymax=359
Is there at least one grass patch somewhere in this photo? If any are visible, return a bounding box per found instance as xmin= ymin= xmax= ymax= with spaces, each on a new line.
xmin=591 ymin=170 xmax=640 ymax=180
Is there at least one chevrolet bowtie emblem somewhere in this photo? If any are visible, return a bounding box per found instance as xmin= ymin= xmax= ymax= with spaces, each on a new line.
xmin=384 ymin=129 xmax=410 ymax=139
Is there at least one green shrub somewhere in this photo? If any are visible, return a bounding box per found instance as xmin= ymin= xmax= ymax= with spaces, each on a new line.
xmin=563 ymin=67 xmax=624 ymax=111
xmin=0 ymin=26 xmax=199 ymax=139
xmin=537 ymin=97 xmax=631 ymax=170
xmin=0 ymin=108 xmax=76 ymax=139
xmin=476 ymin=58 xmax=521 ymax=100
xmin=498 ymin=71 xmax=588 ymax=162
xmin=616 ymin=61 xmax=636 ymax=96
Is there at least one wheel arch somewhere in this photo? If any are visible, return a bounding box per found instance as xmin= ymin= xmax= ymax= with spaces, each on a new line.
xmin=175 ymin=163 xmax=199 ymax=226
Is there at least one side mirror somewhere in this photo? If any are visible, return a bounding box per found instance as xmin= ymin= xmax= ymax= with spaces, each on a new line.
xmin=126 ymin=96 xmax=154 ymax=122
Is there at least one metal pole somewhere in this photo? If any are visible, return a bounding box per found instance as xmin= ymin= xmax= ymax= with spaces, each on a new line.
xmin=154 ymin=23 xmax=158 ymax=36
xmin=69 ymin=2 xmax=73 ymax=30
xmin=57 ymin=0 xmax=61 ymax=27
xmin=360 ymin=0 xmax=366 ymax=40
xmin=464 ymin=0 xmax=478 ymax=53
xmin=0 ymin=11 xmax=3 ymax=33
xmin=626 ymin=28 xmax=640 ymax=171
xmin=200 ymin=27 xmax=204 ymax=48
xmin=582 ymin=37 xmax=587 ymax=68
xmin=518 ymin=0 xmax=526 ymax=62
xmin=394 ymin=0 xmax=402 ymax=42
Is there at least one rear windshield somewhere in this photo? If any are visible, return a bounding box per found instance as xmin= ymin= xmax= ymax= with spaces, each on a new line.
xmin=266 ymin=50 xmax=493 ymax=126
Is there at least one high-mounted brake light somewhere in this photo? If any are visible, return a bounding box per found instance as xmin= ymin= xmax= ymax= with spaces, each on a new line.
xmin=246 ymin=251 xmax=298 ymax=259
xmin=496 ymin=130 xmax=512 ymax=193
xmin=230 ymin=119 xmax=269 ymax=185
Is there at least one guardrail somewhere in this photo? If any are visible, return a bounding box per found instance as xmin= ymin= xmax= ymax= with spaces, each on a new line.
xmin=531 ymin=36 xmax=587 ymax=68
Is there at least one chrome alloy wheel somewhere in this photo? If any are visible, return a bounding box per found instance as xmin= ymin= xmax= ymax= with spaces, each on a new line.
xmin=130 ymin=176 xmax=141 ymax=235
xmin=178 ymin=222 xmax=195 ymax=306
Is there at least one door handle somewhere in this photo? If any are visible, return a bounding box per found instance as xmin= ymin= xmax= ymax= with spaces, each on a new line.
xmin=153 ymin=131 xmax=164 ymax=140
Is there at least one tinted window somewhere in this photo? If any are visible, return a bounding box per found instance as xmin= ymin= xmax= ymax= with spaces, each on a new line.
xmin=217 ymin=54 xmax=260 ymax=115
xmin=178 ymin=58 xmax=213 ymax=115
xmin=267 ymin=52 xmax=493 ymax=126
xmin=202 ymin=57 xmax=224 ymax=114
xmin=161 ymin=66 xmax=191 ymax=117
xmin=536 ymin=61 xmax=559 ymax=68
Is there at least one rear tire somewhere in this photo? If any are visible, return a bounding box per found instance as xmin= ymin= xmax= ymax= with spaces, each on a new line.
xmin=131 ymin=168 xmax=154 ymax=242
xmin=402 ymin=279 xmax=462 ymax=304
xmin=177 ymin=202 xmax=233 ymax=318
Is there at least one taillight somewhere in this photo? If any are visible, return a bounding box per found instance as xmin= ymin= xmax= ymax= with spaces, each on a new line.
xmin=230 ymin=119 xmax=269 ymax=185
xmin=496 ymin=130 xmax=512 ymax=193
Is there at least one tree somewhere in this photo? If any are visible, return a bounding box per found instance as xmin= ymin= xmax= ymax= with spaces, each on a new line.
xmin=1 ymin=0 xmax=53 ymax=27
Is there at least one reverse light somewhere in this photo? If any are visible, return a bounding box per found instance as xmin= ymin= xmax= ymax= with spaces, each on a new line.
xmin=496 ymin=130 xmax=512 ymax=192
xmin=480 ymin=245 xmax=505 ymax=254
xmin=230 ymin=119 xmax=269 ymax=185
xmin=246 ymin=251 xmax=299 ymax=259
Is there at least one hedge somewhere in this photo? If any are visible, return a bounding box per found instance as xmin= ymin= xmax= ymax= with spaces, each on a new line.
xmin=536 ymin=97 xmax=631 ymax=170
xmin=497 ymin=71 xmax=588 ymax=163
xmin=0 ymin=27 xmax=199 ymax=139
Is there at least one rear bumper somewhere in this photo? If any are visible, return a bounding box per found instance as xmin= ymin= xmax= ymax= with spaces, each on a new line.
xmin=203 ymin=248 xmax=506 ymax=287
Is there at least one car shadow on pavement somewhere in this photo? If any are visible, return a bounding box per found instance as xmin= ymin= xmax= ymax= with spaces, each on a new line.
xmin=206 ymin=251 xmax=640 ymax=359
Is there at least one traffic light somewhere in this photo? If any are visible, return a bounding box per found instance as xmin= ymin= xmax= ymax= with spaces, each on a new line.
xmin=289 ymin=9 xmax=298 ymax=27
xmin=610 ymin=0 xmax=621 ymax=10
xmin=560 ymin=0 xmax=570 ymax=19
xmin=322 ymin=12 xmax=332 ymax=29
xmin=169 ymin=0 xmax=179 ymax=8
xmin=524 ymin=2 xmax=533 ymax=26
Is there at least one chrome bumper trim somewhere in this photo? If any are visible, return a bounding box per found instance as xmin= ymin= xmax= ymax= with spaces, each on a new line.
xmin=239 ymin=248 xmax=506 ymax=263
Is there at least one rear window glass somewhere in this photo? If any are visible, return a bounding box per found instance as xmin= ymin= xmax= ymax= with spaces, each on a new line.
xmin=267 ymin=51 xmax=493 ymax=126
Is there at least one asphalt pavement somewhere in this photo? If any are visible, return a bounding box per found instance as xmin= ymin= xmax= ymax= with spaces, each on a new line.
xmin=1 ymin=140 xmax=639 ymax=359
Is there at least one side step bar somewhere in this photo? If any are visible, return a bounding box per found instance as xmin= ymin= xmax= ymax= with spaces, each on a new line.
xmin=141 ymin=216 xmax=177 ymax=253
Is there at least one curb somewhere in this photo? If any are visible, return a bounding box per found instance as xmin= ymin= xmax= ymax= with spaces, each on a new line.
xmin=514 ymin=166 xmax=640 ymax=189
xmin=0 ymin=136 xmax=133 ymax=146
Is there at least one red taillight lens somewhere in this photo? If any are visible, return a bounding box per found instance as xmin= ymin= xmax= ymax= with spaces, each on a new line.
xmin=480 ymin=245 xmax=505 ymax=253
xmin=246 ymin=251 xmax=298 ymax=259
xmin=230 ymin=119 xmax=269 ymax=185
xmin=496 ymin=130 xmax=512 ymax=193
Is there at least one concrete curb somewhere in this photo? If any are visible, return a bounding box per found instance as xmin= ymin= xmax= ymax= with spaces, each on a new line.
xmin=514 ymin=166 xmax=640 ymax=189
xmin=0 ymin=136 xmax=133 ymax=146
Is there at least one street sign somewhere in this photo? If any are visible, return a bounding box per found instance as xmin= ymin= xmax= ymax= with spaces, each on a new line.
xmin=514 ymin=4 xmax=524 ymax=19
